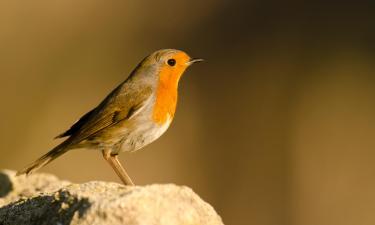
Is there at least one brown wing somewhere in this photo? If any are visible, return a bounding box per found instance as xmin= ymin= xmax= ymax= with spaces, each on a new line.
xmin=56 ymin=84 xmax=153 ymax=144
xmin=55 ymin=107 xmax=97 ymax=139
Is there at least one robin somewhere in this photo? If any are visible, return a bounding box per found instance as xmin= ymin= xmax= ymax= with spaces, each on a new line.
xmin=17 ymin=49 xmax=203 ymax=185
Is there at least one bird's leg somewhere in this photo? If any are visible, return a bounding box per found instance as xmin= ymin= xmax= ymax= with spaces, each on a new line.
xmin=102 ymin=149 xmax=135 ymax=186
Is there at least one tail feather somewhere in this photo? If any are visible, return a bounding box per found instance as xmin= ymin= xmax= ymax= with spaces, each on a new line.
xmin=16 ymin=141 xmax=70 ymax=176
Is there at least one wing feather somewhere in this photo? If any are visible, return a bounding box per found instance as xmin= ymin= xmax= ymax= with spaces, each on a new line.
xmin=56 ymin=85 xmax=153 ymax=144
xmin=55 ymin=107 xmax=97 ymax=139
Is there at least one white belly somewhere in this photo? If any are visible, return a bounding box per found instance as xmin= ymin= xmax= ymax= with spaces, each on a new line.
xmin=119 ymin=114 xmax=172 ymax=153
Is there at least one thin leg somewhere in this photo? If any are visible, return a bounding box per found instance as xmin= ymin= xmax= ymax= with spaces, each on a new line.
xmin=102 ymin=149 xmax=134 ymax=186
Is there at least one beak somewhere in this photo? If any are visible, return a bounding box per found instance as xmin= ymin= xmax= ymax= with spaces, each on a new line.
xmin=187 ymin=58 xmax=204 ymax=66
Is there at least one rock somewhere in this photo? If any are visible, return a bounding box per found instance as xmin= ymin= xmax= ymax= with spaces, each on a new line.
xmin=0 ymin=170 xmax=223 ymax=225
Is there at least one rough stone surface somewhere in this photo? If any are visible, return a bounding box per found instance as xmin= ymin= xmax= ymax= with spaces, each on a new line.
xmin=0 ymin=170 xmax=223 ymax=225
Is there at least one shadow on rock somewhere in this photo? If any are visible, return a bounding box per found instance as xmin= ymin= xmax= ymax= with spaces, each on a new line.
xmin=0 ymin=190 xmax=91 ymax=225
xmin=0 ymin=172 xmax=12 ymax=198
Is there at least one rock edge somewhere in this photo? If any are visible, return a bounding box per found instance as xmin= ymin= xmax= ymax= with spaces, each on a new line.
xmin=0 ymin=170 xmax=223 ymax=225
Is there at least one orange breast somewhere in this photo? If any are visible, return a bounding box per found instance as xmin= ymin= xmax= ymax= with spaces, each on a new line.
xmin=152 ymin=67 xmax=182 ymax=124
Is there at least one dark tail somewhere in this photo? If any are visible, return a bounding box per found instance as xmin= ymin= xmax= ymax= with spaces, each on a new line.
xmin=16 ymin=141 xmax=71 ymax=176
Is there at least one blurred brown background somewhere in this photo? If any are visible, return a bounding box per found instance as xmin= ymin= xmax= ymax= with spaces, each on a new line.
xmin=1 ymin=1 xmax=375 ymax=225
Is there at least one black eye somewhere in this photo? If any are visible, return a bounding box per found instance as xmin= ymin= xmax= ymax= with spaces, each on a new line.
xmin=167 ymin=58 xmax=176 ymax=66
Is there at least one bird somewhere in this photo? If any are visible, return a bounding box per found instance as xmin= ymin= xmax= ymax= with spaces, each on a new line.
xmin=17 ymin=49 xmax=203 ymax=185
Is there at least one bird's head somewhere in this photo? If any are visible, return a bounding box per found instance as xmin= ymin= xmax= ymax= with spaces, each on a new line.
xmin=139 ymin=49 xmax=203 ymax=88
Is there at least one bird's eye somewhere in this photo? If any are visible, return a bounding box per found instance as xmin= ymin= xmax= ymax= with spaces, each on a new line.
xmin=167 ymin=58 xmax=176 ymax=66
